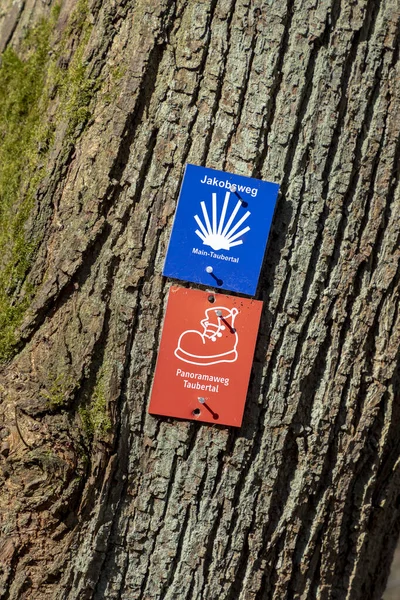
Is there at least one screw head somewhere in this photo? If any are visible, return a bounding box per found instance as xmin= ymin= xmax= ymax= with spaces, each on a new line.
xmin=206 ymin=266 xmax=213 ymax=274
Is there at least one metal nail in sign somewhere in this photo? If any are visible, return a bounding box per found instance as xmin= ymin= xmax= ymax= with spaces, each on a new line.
xmin=148 ymin=286 xmax=263 ymax=427
xmin=163 ymin=164 xmax=280 ymax=296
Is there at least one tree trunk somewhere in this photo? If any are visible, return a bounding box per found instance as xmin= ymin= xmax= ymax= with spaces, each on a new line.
xmin=0 ymin=0 xmax=399 ymax=598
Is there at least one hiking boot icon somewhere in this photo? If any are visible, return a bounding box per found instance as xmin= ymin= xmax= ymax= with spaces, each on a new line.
xmin=175 ymin=306 xmax=239 ymax=366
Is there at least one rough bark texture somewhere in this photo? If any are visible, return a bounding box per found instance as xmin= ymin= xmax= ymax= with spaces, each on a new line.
xmin=0 ymin=0 xmax=399 ymax=599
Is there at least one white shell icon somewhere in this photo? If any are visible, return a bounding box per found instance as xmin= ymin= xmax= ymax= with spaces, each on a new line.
xmin=194 ymin=191 xmax=250 ymax=251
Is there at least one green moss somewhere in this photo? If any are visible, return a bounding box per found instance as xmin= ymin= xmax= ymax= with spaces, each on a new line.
xmin=41 ymin=372 xmax=75 ymax=408
xmin=0 ymin=17 xmax=54 ymax=362
xmin=62 ymin=43 xmax=97 ymax=139
xmin=79 ymin=368 xmax=112 ymax=437
xmin=58 ymin=0 xmax=97 ymax=138
xmin=0 ymin=1 xmax=96 ymax=362
xmin=102 ymin=64 xmax=127 ymax=103
xmin=66 ymin=0 xmax=91 ymax=35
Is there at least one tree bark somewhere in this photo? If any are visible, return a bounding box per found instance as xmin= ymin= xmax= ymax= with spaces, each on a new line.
xmin=0 ymin=0 xmax=399 ymax=599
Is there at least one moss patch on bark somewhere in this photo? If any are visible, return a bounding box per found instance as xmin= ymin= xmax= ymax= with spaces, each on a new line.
xmin=79 ymin=367 xmax=112 ymax=437
xmin=0 ymin=1 xmax=96 ymax=362
xmin=0 ymin=16 xmax=54 ymax=362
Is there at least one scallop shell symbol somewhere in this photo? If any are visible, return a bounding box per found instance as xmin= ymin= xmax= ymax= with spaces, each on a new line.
xmin=194 ymin=192 xmax=251 ymax=251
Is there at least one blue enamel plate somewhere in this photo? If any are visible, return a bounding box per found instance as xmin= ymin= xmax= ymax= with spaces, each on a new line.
xmin=163 ymin=164 xmax=279 ymax=296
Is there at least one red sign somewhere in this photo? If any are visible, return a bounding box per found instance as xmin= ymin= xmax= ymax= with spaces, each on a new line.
xmin=149 ymin=286 xmax=262 ymax=427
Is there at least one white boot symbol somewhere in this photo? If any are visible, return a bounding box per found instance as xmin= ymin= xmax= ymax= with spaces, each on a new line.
xmin=175 ymin=307 xmax=239 ymax=366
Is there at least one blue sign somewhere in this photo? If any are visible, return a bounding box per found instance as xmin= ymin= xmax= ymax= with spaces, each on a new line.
xmin=163 ymin=164 xmax=279 ymax=296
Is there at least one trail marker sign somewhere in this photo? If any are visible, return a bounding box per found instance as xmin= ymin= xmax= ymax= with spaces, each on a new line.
xmin=163 ymin=164 xmax=279 ymax=296
xmin=149 ymin=286 xmax=263 ymax=427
